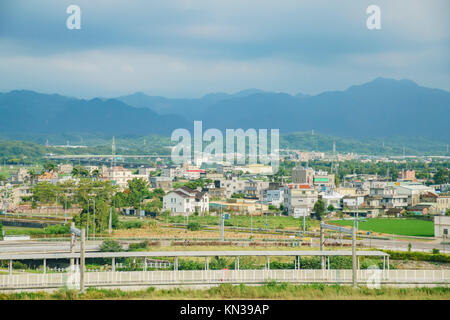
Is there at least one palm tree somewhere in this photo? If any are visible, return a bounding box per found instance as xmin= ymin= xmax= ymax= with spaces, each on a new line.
xmin=43 ymin=162 xmax=57 ymax=174
xmin=28 ymin=169 xmax=39 ymax=186
xmin=71 ymin=166 xmax=80 ymax=178
xmin=91 ymin=169 xmax=101 ymax=180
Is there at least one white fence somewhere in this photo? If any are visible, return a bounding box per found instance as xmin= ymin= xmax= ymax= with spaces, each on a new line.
xmin=0 ymin=269 xmax=449 ymax=290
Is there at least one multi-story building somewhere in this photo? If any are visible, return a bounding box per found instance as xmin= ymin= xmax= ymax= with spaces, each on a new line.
xmin=292 ymin=166 xmax=314 ymax=184
xmin=163 ymin=187 xmax=209 ymax=215
xmin=434 ymin=215 xmax=450 ymax=238
xmin=283 ymin=184 xmax=318 ymax=217
xmin=101 ymin=166 xmax=149 ymax=189
xmin=244 ymin=179 xmax=269 ymax=198
xmin=398 ymin=169 xmax=417 ymax=182
xmin=219 ymin=177 xmax=246 ymax=198
xmin=150 ymin=177 xmax=173 ymax=190
xmin=58 ymin=164 xmax=73 ymax=175
xmin=292 ymin=166 xmax=334 ymax=189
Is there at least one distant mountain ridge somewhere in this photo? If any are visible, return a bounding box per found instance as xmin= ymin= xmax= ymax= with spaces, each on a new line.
xmin=0 ymin=78 xmax=449 ymax=140
xmin=0 ymin=90 xmax=188 ymax=135
xmin=116 ymin=78 xmax=450 ymax=140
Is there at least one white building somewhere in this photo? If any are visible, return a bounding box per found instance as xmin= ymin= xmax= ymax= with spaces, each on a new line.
xmin=101 ymin=166 xmax=149 ymax=189
xmin=283 ymin=184 xmax=318 ymax=217
xmin=434 ymin=215 xmax=450 ymax=238
xmin=262 ymin=188 xmax=284 ymax=207
xmin=220 ymin=177 xmax=246 ymax=198
xmin=163 ymin=186 xmax=209 ymax=215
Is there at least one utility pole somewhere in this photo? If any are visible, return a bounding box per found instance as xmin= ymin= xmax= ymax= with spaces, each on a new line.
xmin=80 ymin=228 xmax=86 ymax=293
xmin=70 ymin=222 xmax=75 ymax=268
xmin=303 ymin=211 xmax=306 ymax=236
xmin=320 ymin=223 xmax=325 ymax=270
xmin=108 ymin=207 xmax=112 ymax=235
xmin=220 ymin=212 xmax=224 ymax=242
xmin=352 ymin=226 xmax=357 ymax=287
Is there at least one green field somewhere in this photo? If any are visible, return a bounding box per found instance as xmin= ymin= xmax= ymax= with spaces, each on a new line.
xmin=165 ymin=215 xmax=319 ymax=230
xmin=331 ymin=218 xmax=434 ymax=237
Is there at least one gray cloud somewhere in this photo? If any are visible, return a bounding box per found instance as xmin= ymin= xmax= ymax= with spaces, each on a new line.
xmin=0 ymin=0 xmax=448 ymax=97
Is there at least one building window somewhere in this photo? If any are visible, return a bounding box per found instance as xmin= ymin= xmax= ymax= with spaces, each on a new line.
xmin=444 ymin=229 xmax=448 ymax=236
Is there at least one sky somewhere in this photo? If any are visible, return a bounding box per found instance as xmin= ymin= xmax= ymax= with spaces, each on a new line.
xmin=0 ymin=0 xmax=449 ymax=98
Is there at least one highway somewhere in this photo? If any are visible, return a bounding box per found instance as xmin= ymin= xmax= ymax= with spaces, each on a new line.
xmin=0 ymin=236 xmax=447 ymax=255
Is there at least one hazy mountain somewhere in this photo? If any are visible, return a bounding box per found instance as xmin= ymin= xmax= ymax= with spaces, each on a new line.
xmin=199 ymin=78 xmax=450 ymax=140
xmin=116 ymin=89 xmax=268 ymax=120
xmin=1 ymin=78 xmax=448 ymax=140
xmin=0 ymin=90 xmax=188 ymax=136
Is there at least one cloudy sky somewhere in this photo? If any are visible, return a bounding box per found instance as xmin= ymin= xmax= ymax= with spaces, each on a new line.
xmin=0 ymin=0 xmax=448 ymax=98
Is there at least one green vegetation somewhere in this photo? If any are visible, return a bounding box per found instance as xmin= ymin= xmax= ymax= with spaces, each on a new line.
xmin=1 ymin=284 xmax=449 ymax=300
xmin=186 ymin=222 xmax=202 ymax=231
xmin=99 ymin=240 xmax=124 ymax=252
xmin=332 ymin=218 xmax=434 ymax=237
xmin=165 ymin=214 xmax=318 ymax=230
xmin=313 ymin=199 xmax=326 ymax=220
xmin=383 ymin=250 xmax=450 ymax=263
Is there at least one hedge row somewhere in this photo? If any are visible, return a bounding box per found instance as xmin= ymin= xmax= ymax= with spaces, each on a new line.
xmin=384 ymin=250 xmax=450 ymax=263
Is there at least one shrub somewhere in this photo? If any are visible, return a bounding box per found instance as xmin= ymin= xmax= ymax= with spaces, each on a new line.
xmin=187 ymin=222 xmax=202 ymax=231
xmin=99 ymin=240 xmax=123 ymax=252
xmin=384 ymin=250 xmax=450 ymax=263
xmin=128 ymin=240 xmax=149 ymax=251
xmin=119 ymin=220 xmax=143 ymax=229
xmin=44 ymin=224 xmax=70 ymax=234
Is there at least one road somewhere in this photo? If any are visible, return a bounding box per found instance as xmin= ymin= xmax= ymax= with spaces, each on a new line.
xmin=0 ymin=236 xmax=447 ymax=255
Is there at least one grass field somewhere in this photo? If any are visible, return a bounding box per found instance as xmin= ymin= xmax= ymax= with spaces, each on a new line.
xmin=1 ymin=283 xmax=449 ymax=300
xmin=3 ymin=226 xmax=46 ymax=236
xmin=331 ymin=218 xmax=434 ymax=237
xmin=165 ymin=215 xmax=320 ymax=231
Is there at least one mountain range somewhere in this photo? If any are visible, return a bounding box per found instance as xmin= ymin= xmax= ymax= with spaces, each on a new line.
xmin=0 ymin=78 xmax=449 ymax=141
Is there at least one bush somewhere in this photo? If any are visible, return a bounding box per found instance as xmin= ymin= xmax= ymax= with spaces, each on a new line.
xmin=128 ymin=240 xmax=149 ymax=251
xmin=384 ymin=250 xmax=450 ymax=263
xmin=187 ymin=222 xmax=202 ymax=231
xmin=99 ymin=240 xmax=123 ymax=252
xmin=119 ymin=220 xmax=143 ymax=229
xmin=44 ymin=224 xmax=70 ymax=234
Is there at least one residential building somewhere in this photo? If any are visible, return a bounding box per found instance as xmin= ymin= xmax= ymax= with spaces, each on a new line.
xmin=163 ymin=187 xmax=209 ymax=215
xmin=434 ymin=215 xmax=450 ymax=238
xmin=283 ymin=184 xmax=318 ymax=217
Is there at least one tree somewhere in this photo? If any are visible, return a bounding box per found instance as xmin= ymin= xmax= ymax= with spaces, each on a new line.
xmin=99 ymin=239 xmax=123 ymax=252
xmin=313 ymin=199 xmax=326 ymax=220
xmin=327 ymin=204 xmax=335 ymax=212
xmin=42 ymin=162 xmax=57 ymax=174
xmin=71 ymin=165 xmax=89 ymax=179
xmin=231 ymin=192 xmax=245 ymax=199
xmin=334 ymin=175 xmax=340 ymax=187
xmin=433 ymin=169 xmax=449 ymax=185
xmin=127 ymin=178 xmax=151 ymax=209
xmin=187 ymin=222 xmax=202 ymax=231
xmin=27 ymin=169 xmax=39 ymax=185
xmin=0 ymin=221 xmax=3 ymax=240
xmin=91 ymin=169 xmax=101 ymax=179
xmin=32 ymin=182 xmax=57 ymax=204
xmin=144 ymin=198 xmax=162 ymax=213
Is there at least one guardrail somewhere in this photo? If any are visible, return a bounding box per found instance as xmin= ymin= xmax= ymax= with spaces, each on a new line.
xmin=0 ymin=269 xmax=448 ymax=291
